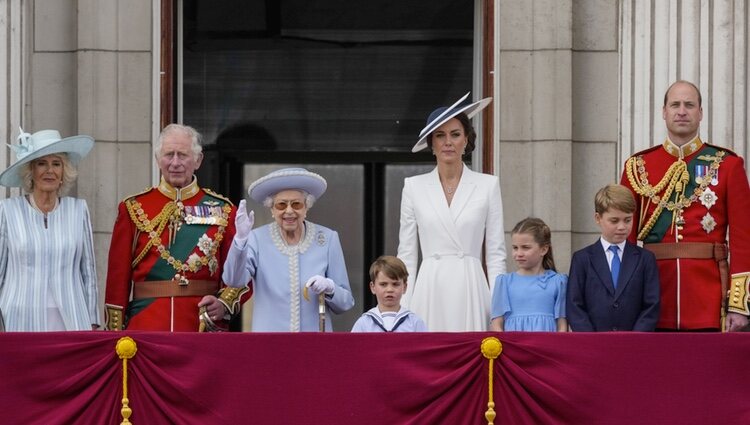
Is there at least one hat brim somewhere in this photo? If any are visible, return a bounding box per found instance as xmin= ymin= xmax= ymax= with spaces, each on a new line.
xmin=411 ymin=96 xmax=493 ymax=153
xmin=248 ymin=169 xmax=328 ymax=203
xmin=0 ymin=135 xmax=94 ymax=187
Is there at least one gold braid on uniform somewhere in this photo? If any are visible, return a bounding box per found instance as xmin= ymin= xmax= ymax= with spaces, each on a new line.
xmin=125 ymin=199 xmax=231 ymax=276
xmin=217 ymin=286 xmax=251 ymax=315
xmin=105 ymin=304 xmax=124 ymax=331
xmin=728 ymin=273 xmax=750 ymax=316
xmin=126 ymin=199 xmax=181 ymax=267
xmin=625 ymin=151 xmax=725 ymax=240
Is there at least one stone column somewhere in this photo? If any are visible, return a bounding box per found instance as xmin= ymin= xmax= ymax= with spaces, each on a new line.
xmin=620 ymin=0 xmax=750 ymax=161
xmin=0 ymin=0 xmax=30 ymax=200
xmin=75 ymin=0 xmax=155 ymax=301
xmin=497 ymin=0 xmax=574 ymax=271
xmin=570 ymin=0 xmax=621 ymax=255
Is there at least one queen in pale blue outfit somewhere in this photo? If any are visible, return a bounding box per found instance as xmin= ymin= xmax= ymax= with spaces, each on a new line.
xmin=0 ymin=129 xmax=99 ymax=331
xmin=491 ymin=270 xmax=567 ymax=332
xmin=222 ymin=168 xmax=354 ymax=331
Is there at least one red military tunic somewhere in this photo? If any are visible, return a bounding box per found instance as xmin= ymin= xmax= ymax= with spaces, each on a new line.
xmin=620 ymin=138 xmax=750 ymax=329
xmin=105 ymin=177 xmax=248 ymax=331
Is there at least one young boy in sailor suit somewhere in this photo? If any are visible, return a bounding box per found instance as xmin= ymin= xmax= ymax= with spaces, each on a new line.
xmin=351 ymin=256 xmax=428 ymax=332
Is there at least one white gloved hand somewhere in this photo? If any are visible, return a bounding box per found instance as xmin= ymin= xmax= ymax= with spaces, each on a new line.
xmin=305 ymin=275 xmax=335 ymax=295
xmin=235 ymin=199 xmax=254 ymax=240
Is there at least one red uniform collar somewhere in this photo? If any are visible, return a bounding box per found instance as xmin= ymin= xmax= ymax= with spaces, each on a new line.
xmin=662 ymin=137 xmax=703 ymax=159
xmin=157 ymin=176 xmax=200 ymax=201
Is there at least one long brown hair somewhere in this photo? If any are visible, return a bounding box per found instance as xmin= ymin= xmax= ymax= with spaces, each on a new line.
xmin=512 ymin=217 xmax=556 ymax=272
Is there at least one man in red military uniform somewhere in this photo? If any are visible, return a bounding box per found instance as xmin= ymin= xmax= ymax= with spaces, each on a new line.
xmin=620 ymin=80 xmax=750 ymax=331
xmin=105 ymin=124 xmax=250 ymax=331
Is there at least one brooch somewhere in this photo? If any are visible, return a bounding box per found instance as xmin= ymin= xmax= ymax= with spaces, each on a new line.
xmin=699 ymin=187 xmax=717 ymax=209
xmin=701 ymin=213 xmax=717 ymax=234
xmin=316 ymin=231 xmax=326 ymax=246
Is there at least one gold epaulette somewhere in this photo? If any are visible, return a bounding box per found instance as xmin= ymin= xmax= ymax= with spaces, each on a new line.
xmin=203 ymin=188 xmax=234 ymax=206
xmin=217 ymin=286 xmax=250 ymax=315
xmin=728 ymin=272 xmax=750 ymax=316
xmin=105 ymin=304 xmax=124 ymax=331
xmin=630 ymin=144 xmax=662 ymax=157
xmin=703 ymin=142 xmax=739 ymax=157
xmin=121 ymin=186 xmax=155 ymax=203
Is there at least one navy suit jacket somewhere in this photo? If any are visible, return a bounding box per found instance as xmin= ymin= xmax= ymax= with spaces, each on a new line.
xmin=566 ymin=240 xmax=660 ymax=331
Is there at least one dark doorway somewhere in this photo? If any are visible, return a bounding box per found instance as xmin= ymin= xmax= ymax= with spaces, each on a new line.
xmin=183 ymin=0 xmax=474 ymax=330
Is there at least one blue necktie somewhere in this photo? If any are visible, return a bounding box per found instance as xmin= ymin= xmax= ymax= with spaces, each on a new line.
xmin=608 ymin=245 xmax=621 ymax=288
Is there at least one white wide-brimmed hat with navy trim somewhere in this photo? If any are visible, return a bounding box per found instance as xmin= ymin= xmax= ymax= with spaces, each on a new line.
xmin=0 ymin=128 xmax=95 ymax=187
xmin=248 ymin=167 xmax=328 ymax=203
xmin=412 ymin=92 xmax=493 ymax=153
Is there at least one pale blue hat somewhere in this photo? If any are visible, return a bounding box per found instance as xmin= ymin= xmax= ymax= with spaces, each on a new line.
xmin=248 ymin=168 xmax=327 ymax=203
xmin=412 ymin=92 xmax=492 ymax=153
xmin=0 ymin=128 xmax=94 ymax=187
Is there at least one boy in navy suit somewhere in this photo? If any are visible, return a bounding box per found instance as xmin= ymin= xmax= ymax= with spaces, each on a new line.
xmin=567 ymin=184 xmax=660 ymax=331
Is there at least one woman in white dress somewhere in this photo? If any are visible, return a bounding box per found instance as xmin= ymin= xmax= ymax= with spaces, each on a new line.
xmin=0 ymin=129 xmax=98 ymax=331
xmin=398 ymin=93 xmax=506 ymax=331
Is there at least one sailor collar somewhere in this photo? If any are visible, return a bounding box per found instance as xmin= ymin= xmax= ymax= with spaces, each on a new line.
xmin=662 ymin=136 xmax=703 ymax=159
xmin=157 ymin=176 xmax=200 ymax=201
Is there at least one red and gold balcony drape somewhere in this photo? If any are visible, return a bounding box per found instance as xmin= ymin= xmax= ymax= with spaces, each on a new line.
xmin=1 ymin=332 xmax=748 ymax=424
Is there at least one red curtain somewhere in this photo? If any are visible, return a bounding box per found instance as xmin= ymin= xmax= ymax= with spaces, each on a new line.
xmin=1 ymin=332 xmax=749 ymax=424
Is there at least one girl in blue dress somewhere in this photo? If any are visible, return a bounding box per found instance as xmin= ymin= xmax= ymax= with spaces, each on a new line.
xmin=490 ymin=217 xmax=567 ymax=332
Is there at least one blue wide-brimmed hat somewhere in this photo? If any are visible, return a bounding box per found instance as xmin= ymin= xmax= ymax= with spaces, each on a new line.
xmin=0 ymin=128 xmax=94 ymax=187
xmin=411 ymin=92 xmax=492 ymax=153
xmin=248 ymin=168 xmax=327 ymax=203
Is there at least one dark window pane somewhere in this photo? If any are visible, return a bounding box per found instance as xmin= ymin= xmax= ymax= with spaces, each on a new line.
xmin=183 ymin=0 xmax=474 ymax=152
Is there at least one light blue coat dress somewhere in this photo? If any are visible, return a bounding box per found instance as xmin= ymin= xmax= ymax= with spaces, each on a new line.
xmin=223 ymin=221 xmax=354 ymax=331
xmin=0 ymin=196 xmax=99 ymax=331
xmin=491 ymin=270 xmax=567 ymax=331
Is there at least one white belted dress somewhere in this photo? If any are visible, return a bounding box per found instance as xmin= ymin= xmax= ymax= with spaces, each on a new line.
xmin=397 ymin=165 xmax=506 ymax=331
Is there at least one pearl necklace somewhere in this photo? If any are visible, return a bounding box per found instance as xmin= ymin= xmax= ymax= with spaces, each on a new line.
xmin=28 ymin=194 xmax=58 ymax=214
xmin=28 ymin=195 xmax=58 ymax=228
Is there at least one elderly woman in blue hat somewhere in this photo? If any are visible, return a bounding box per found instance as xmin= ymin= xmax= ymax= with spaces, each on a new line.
xmin=223 ymin=168 xmax=354 ymax=331
xmin=397 ymin=93 xmax=507 ymax=331
xmin=0 ymin=129 xmax=99 ymax=331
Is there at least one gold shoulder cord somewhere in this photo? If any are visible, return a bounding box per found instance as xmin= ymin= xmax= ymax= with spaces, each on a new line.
xmin=625 ymin=152 xmax=724 ymax=240
xmin=625 ymin=156 xmax=687 ymax=240
xmin=126 ymin=200 xmax=231 ymax=275
xmin=125 ymin=199 xmax=179 ymax=268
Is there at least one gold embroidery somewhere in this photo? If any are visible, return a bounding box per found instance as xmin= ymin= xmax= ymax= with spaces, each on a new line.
xmin=126 ymin=198 xmax=230 ymax=275
xmin=625 ymin=146 xmax=724 ymax=240
xmin=728 ymin=273 xmax=750 ymax=316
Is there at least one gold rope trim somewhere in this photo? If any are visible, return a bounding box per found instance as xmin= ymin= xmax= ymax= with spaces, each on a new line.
xmin=481 ymin=337 xmax=503 ymax=425
xmin=126 ymin=199 xmax=177 ymax=267
xmin=116 ymin=337 xmax=138 ymax=425
xmin=625 ymin=150 xmax=724 ymax=240
xmin=126 ymin=199 xmax=230 ymax=275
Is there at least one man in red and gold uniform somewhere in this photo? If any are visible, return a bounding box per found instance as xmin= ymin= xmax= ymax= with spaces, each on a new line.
xmin=620 ymin=81 xmax=750 ymax=331
xmin=105 ymin=124 xmax=250 ymax=331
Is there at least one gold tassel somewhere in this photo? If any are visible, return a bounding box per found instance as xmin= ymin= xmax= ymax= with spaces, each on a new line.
xmin=116 ymin=337 xmax=138 ymax=425
xmin=481 ymin=337 xmax=503 ymax=425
